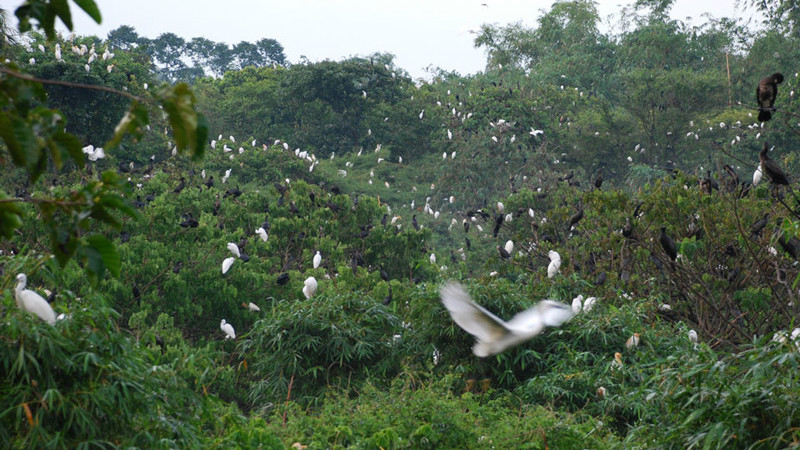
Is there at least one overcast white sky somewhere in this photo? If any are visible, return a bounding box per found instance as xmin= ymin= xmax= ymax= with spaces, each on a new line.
xmin=39 ymin=0 xmax=763 ymax=79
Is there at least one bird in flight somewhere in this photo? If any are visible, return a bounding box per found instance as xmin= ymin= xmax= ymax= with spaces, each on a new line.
xmin=439 ymin=282 xmax=573 ymax=357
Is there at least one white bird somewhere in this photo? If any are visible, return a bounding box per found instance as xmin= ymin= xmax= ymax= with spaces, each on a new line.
xmin=689 ymin=329 xmax=698 ymax=348
xmin=247 ymin=302 xmax=260 ymax=312
xmin=547 ymin=250 xmax=561 ymax=278
xmin=220 ymin=319 xmax=236 ymax=339
xmin=753 ymin=165 xmax=763 ymax=186
xmin=313 ymin=251 xmax=322 ymax=269
xmin=256 ymin=227 xmax=268 ymax=242
xmin=81 ymin=144 xmax=105 ymax=161
xmin=582 ymin=296 xmax=596 ymax=312
xmin=419 ymin=109 xmax=424 ymax=119
xmin=439 ymin=282 xmax=574 ymax=357
xmin=430 ymin=253 xmax=437 ymax=264
xmin=54 ymin=43 xmax=61 ymax=61
xmin=530 ymin=128 xmax=543 ymax=137
xmin=504 ymin=240 xmax=514 ymax=254
xmin=449 ymin=196 xmax=455 ymax=204
xmin=303 ymin=276 xmax=318 ymax=299
xmin=229 ymin=135 xmax=236 ymax=142
xmin=571 ymin=295 xmax=583 ymax=314
xmin=222 ymin=257 xmax=235 ymax=274
xmin=227 ymin=242 xmax=240 ymax=258
xmin=15 ymin=273 xmax=56 ymax=325
xmin=447 ymin=129 xmax=452 ymax=140
xmin=497 ymin=202 xmax=504 ymax=213
xmin=625 ymin=333 xmax=640 ymax=349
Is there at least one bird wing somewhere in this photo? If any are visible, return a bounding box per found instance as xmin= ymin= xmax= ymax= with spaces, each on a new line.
xmin=506 ymin=300 xmax=573 ymax=332
xmin=227 ymin=243 xmax=240 ymax=258
xmin=440 ymin=282 xmax=509 ymax=343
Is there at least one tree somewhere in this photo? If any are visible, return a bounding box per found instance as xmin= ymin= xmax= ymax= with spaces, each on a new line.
xmin=107 ymin=25 xmax=140 ymax=50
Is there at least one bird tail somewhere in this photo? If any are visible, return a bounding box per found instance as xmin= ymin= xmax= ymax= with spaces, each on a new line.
xmin=758 ymin=110 xmax=772 ymax=122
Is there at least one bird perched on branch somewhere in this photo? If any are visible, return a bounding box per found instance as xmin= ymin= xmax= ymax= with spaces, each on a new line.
xmin=439 ymin=282 xmax=573 ymax=357
xmin=756 ymin=72 xmax=783 ymax=122
xmin=759 ymin=142 xmax=790 ymax=186
xmin=660 ymin=227 xmax=677 ymax=262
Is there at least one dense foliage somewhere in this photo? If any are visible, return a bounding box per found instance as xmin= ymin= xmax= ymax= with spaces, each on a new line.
xmin=2 ymin=0 xmax=800 ymax=447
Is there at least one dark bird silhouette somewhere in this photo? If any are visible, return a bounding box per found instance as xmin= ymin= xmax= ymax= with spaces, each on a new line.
xmin=276 ymin=272 xmax=290 ymax=285
xmin=412 ymin=215 xmax=420 ymax=231
xmin=759 ymin=143 xmax=790 ymax=186
xmin=497 ymin=246 xmax=511 ymax=260
xmin=622 ymin=218 xmax=633 ymax=239
xmin=723 ymin=165 xmax=739 ymax=192
xmin=594 ymin=271 xmax=607 ymax=286
xmin=204 ymin=176 xmax=214 ymax=189
xmin=594 ymin=172 xmax=603 ymax=189
xmin=558 ymin=170 xmax=574 ymax=182
xmin=274 ymin=182 xmax=288 ymax=196
xmin=119 ymin=231 xmax=130 ymax=243
xmin=380 ymin=268 xmax=389 ymax=282
xmin=493 ymin=214 xmax=504 ymax=238
xmin=660 ymin=227 xmax=678 ymax=261
xmin=382 ymin=286 xmax=393 ymax=305
xmin=465 ymin=237 xmax=471 ymax=250
xmin=172 ymin=261 xmax=183 ymax=274
xmin=381 ymin=214 xmax=388 ymax=228
xmin=757 ymin=72 xmax=784 ymax=122
xmin=173 ymin=177 xmax=186 ymax=194
xmin=568 ymin=208 xmax=584 ymax=230
xmin=706 ymin=170 xmax=719 ymax=191
xmin=224 ymin=186 xmax=242 ymax=198
xmin=463 ymin=220 xmax=470 ymax=233
xmin=179 ymin=213 xmax=199 ymax=228
xmin=750 ymin=213 xmax=769 ymax=238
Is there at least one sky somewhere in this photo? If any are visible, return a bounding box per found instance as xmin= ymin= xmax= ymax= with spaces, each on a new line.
xmin=38 ymin=0 xmax=764 ymax=79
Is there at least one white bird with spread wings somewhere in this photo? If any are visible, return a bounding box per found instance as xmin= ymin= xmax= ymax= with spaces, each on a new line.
xmin=439 ymin=282 xmax=573 ymax=357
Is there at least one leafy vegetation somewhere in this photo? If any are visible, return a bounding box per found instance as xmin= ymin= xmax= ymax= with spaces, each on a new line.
xmin=2 ymin=0 xmax=800 ymax=447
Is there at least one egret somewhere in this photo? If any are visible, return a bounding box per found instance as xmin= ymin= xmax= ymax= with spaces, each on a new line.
xmin=753 ymin=165 xmax=763 ymax=186
xmin=447 ymin=129 xmax=452 ymax=140
xmin=504 ymin=240 xmax=514 ymax=254
xmin=547 ymin=250 xmax=561 ymax=278
xmin=256 ymin=227 xmax=268 ymax=242
xmin=303 ymin=276 xmax=318 ymax=299
xmin=54 ymin=43 xmax=61 ymax=61
xmin=313 ymin=251 xmax=322 ymax=269
xmin=571 ymin=295 xmax=583 ymax=314
xmin=625 ymin=333 xmax=640 ymax=349
xmin=246 ymin=302 xmax=260 ymax=312
xmin=227 ymin=242 xmax=240 ymax=258
xmin=15 ymin=274 xmax=56 ymax=325
xmin=222 ymin=257 xmax=235 ymax=274
xmin=430 ymin=253 xmax=437 ymax=264
xmin=597 ymin=387 xmax=607 ymax=398
xmin=611 ymin=352 xmax=623 ymax=370
xmin=583 ymin=297 xmax=597 ymax=311
xmin=439 ymin=282 xmax=574 ymax=357
xmin=689 ymin=329 xmax=698 ymax=348
xmin=419 ymin=109 xmax=424 ymax=119
xmin=220 ymin=319 xmax=236 ymax=339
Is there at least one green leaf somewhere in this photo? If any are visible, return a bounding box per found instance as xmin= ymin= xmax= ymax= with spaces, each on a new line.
xmin=51 ymin=0 xmax=73 ymax=31
xmin=85 ymin=234 xmax=121 ymax=277
xmin=157 ymin=83 xmax=208 ymax=160
xmin=72 ymin=0 xmax=101 ymax=23
xmin=105 ymin=102 xmax=149 ymax=149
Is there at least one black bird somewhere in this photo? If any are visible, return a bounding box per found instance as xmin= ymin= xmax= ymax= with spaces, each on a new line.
xmin=381 ymin=214 xmax=388 ymax=228
xmin=179 ymin=213 xmax=199 ymax=228
xmin=594 ymin=271 xmax=607 ymax=286
xmin=660 ymin=227 xmax=678 ymax=261
xmin=204 ymin=176 xmax=214 ymax=189
xmin=706 ymin=170 xmax=719 ymax=191
xmin=497 ymin=246 xmax=511 ymax=260
xmin=412 ymin=215 xmax=420 ymax=231
xmin=594 ymin=172 xmax=603 ymax=189
xmin=757 ymin=72 xmax=784 ymax=122
xmin=277 ymin=196 xmax=284 ymax=207
xmin=132 ymin=283 xmax=141 ymax=302
xmin=274 ymin=182 xmax=288 ymax=196
xmin=493 ymin=214 xmax=503 ymax=238
xmin=276 ymin=273 xmax=290 ymax=285
xmin=173 ymin=177 xmax=186 ymax=194
xmin=382 ymin=286 xmax=393 ymax=305
xmin=558 ymin=170 xmax=574 ymax=182
xmin=622 ymin=218 xmax=633 ymax=239
xmin=465 ymin=237 xmax=471 ymax=250
xmin=463 ymin=220 xmax=470 ymax=233
xmin=145 ymin=193 xmax=155 ymax=203
xmin=723 ymin=165 xmax=739 ymax=192
xmin=289 ymin=201 xmax=299 ymax=215
xmin=132 ymin=196 xmax=145 ymax=209
xmin=119 ymin=231 xmax=130 ymax=243
xmin=326 ymin=202 xmax=341 ymax=213
xmin=239 ymin=253 xmax=250 ymax=262
xmin=759 ymin=143 xmax=790 ymax=186
xmin=172 ymin=261 xmax=183 ymax=274
xmin=309 ymin=191 xmax=316 ymax=204
xmin=224 ymin=186 xmax=242 ymax=198
xmin=380 ymin=268 xmax=389 ymax=282
xmin=568 ymin=208 xmax=584 ymax=229
xmin=329 ymin=185 xmax=341 ymax=195
xmin=46 ymin=290 xmax=56 ymax=303
xmin=262 ymin=217 xmax=271 ymax=232
xmin=750 ymin=213 xmax=769 ymax=238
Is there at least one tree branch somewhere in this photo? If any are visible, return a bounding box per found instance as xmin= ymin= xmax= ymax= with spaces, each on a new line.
xmin=0 ymin=66 xmax=145 ymax=102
